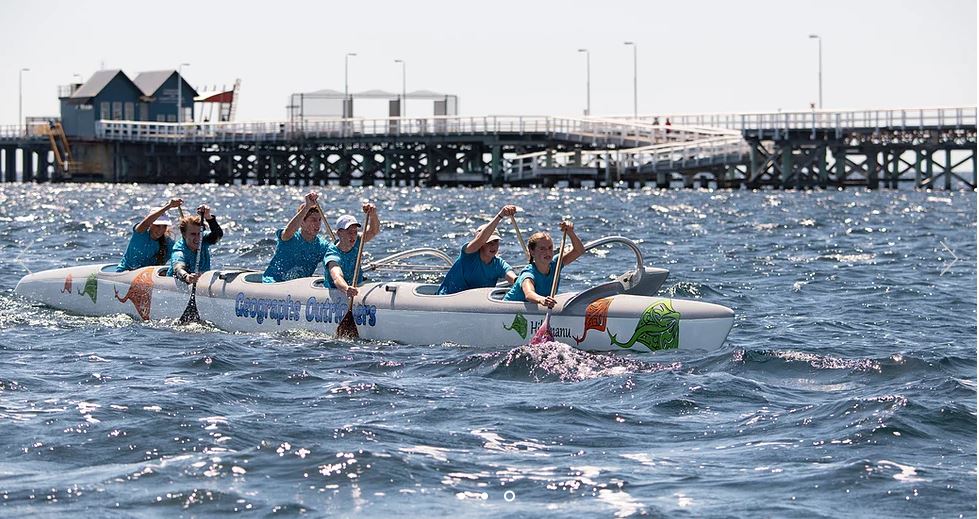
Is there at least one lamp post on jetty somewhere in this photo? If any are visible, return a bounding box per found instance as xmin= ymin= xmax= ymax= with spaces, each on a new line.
xmin=808 ymin=34 xmax=822 ymax=109
xmin=577 ymin=48 xmax=590 ymax=116
xmin=394 ymin=59 xmax=406 ymax=117
xmin=624 ymin=41 xmax=637 ymax=118
xmin=18 ymin=67 xmax=29 ymax=134
xmin=344 ymin=52 xmax=357 ymax=118
xmin=177 ymin=62 xmax=190 ymax=123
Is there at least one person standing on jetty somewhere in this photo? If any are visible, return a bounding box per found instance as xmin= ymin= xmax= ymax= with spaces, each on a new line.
xmin=262 ymin=192 xmax=333 ymax=283
xmin=437 ymin=204 xmax=519 ymax=295
xmin=324 ymin=203 xmax=381 ymax=297
xmin=502 ymin=221 xmax=584 ymax=308
xmin=115 ymin=198 xmax=182 ymax=271
xmin=168 ymin=205 xmax=224 ymax=284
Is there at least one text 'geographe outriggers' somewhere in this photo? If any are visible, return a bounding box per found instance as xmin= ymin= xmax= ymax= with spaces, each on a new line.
xmin=234 ymin=293 xmax=377 ymax=326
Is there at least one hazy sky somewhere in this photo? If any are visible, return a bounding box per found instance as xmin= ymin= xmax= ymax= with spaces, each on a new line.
xmin=1 ymin=0 xmax=976 ymax=123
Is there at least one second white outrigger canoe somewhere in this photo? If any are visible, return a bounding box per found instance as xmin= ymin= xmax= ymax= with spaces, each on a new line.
xmin=14 ymin=237 xmax=735 ymax=353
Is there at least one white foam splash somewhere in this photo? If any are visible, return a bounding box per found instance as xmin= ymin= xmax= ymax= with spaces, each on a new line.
xmin=400 ymin=445 xmax=451 ymax=462
xmin=876 ymin=460 xmax=925 ymax=482
xmin=597 ymin=489 xmax=644 ymax=517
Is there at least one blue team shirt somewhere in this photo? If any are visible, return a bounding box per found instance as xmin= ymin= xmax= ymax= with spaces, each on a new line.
xmin=116 ymin=226 xmax=174 ymax=271
xmin=437 ymin=244 xmax=513 ymax=295
xmin=167 ymin=238 xmax=214 ymax=276
xmin=263 ymin=228 xmax=332 ymax=283
xmin=323 ymin=237 xmax=365 ymax=288
xmin=502 ymin=257 xmax=560 ymax=302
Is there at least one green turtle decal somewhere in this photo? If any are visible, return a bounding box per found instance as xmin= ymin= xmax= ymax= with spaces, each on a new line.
xmin=503 ymin=313 xmax=528 ymax=339
xmin=609 ymin=300 xmax=680 ymax=351
xmin=77 ymin=273 xmax=98 ymax=304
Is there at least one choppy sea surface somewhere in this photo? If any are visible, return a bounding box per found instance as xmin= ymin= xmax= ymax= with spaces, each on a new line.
xmin=0 ymin=184 xmax=975 ymax=517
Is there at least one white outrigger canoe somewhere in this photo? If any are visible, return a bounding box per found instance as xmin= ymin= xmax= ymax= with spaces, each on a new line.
xmin=14 ymin=237 xmax=734 ymax=353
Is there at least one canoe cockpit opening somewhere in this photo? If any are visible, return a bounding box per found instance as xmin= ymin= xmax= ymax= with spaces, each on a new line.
xmin=412 ymin=284 xmax=440 ymax=296
xmin=241 ymin=273 xmax=264 ymax=283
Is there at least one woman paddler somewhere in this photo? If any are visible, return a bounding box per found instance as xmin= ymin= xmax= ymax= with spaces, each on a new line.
xmin=437 ymin=204 xmax=518 ymax=295
xmin=262 ymin=191 xmax=333 ymax=283
xmin=115 ymin=198 xmax=182 ymax=271
xmin=168 ymin=205 xmax=224 ymax=284
xmin=502 ymin=221 xmax=584 ymax=308
xmin=323 ymin=202 xmax=381 ymax=297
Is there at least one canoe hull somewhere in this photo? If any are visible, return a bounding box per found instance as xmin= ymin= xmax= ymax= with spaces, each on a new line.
xmin=15 ymin=264 xmax=735 ymax=353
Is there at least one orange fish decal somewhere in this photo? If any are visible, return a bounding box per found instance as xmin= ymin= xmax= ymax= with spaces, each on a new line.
xmin=573 ymin=297 xmax=613 ymax=344
xmin=61 ymin=273 xmax=73 ymax=294
xmin=114 ymin=267 xmax=154 ymax=320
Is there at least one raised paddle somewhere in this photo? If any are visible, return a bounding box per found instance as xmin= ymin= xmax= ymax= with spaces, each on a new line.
xmin=510 ymin=215 xmax=530 ymax=261
xmin=530 ymin=227 xmax=568 ymax=345
xmin=178 ymin=209 xmax=207 ymax=324
xmin=313 ymin=200 xmax=337 ymax=242
xmin=335 ymin=216 xmax=368 ymax=339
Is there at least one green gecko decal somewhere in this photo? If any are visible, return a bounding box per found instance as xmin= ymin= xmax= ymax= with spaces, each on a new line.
xmin=503 ymin=313 xmax=528 ymax=339
xmin=77 ymin=273 xmax=98 ymax=304
xmin=609 ymin=300 xmax=680 ymax=351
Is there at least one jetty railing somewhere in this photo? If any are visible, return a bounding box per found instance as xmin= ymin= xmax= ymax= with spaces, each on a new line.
xmin=507 ymin=135 xmax=749 ymax=181
xmin=618 ymin=107 xmax=977 ymax=135
xmin=94 ymin=115 xmax=730 ymax=147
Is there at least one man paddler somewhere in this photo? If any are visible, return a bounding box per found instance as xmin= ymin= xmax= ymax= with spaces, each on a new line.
xmin=263 ymin=192 xmax=333 ymax=283
xmin=323 ymin=202 xmax=381 ymax=297
xmin=437 ymin=204 xmax=518 ymax=295
xmin=168 ymin=205 xmax=224 ymax=284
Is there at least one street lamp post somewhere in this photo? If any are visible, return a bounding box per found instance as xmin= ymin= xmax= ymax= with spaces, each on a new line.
xmin=177 ymin=62 xmax=190 ymax=123
xmin=394 ymin=59 xmax=406 ymax=117
xmin=18 ymin=67 xmax=30 ymax=133
xmin=624 ymin=41 xmax=637 ymax=118
xmin=577 ymin=49 xmax=590 ymax=116
xmin=344 ymin=52 xmax=357 ymax=118
xmin=808 ymin=34 xmax=822 ymax=109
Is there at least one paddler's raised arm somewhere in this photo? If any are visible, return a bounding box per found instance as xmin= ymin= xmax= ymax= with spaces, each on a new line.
xmin=559 ymin=220 xmax=584 ymax=266
xmin=200 ymin=205 xmax=223 ymax=245
xmin=136 ymin=198 xmax=182 ymax=233
xmin=362 ymin=202 xmax=380 ymax=243
xmin=283 ymin=192 xmax=318 ymax=242
xmin=465 ymin=204 xmax=516 ymax=254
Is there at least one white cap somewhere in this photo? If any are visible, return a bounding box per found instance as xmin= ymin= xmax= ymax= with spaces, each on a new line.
xmin=152 ymin=215 xmax=172 ymax=226
xmin=475 ymin=224 xmax=502 ymax=242
xmin=335 ymin=214 xmax=360 ymax=230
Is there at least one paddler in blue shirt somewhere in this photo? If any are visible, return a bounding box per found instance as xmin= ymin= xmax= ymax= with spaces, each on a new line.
xmin=502 ymin=221 xmax=584 ymax=308
xmin=437 ymin=204 xmax=518 ymax=295
xmin=168 ymin=205 xmax=224 ymax=284
xmin=115 ymin=198 xmax=182 ymax=271
xmin=324 ymin=203 xmax=381 ymax=297
xmin=263 ymin=191 xmax=333 ymax=283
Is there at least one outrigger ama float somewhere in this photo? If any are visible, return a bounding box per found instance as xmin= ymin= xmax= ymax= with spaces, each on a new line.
xmin=15 ymin=237 xmax=734 ymax=353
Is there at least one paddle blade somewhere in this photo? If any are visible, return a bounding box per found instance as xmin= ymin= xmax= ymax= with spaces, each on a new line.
xmin=530 ymin=313 xmax=554 ymax=345
xmin=336 ymin=310 xmax=359 ymax=339
xmin=178 ymin=285 xmax=201 ymax=324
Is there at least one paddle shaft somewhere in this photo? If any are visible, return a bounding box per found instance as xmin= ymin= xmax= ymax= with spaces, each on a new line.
xmin=350 ymin=217 xmax=368 ymax=293
xmin=190 ymin=210 xmax=207 ymax=276
xmin=548 ymin=229 xmax=568 ymax=299
xmin=313 ymin=200 xmax=337 ymax=242
xmin=179 ymin=210 xmax=206 ymax=324
xmin=510 ymin=215 xmax=529 ymax=261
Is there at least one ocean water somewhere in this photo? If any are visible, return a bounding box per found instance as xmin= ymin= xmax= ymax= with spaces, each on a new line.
xmin=0 ymin=184 xmax=974 ymax=517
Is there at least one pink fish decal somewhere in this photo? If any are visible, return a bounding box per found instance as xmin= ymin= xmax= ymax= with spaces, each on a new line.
xmin=114 ymin=268 xmax=155 ymax=320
